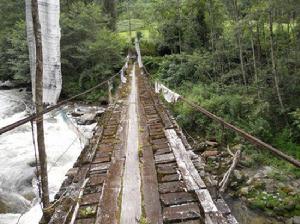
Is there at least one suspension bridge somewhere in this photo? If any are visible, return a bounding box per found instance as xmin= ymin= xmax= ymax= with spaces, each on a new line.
xmin=1 ymin=41 xmax=300 ymax=224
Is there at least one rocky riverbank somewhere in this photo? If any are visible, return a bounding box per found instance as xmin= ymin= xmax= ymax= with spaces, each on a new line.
xmin=0 ymin=88 xmax=106 ymax=224
xmin=0 ymin=80 xmax=30 ymax=90
xmin=191 ymin=139 xmax=300 ymax=224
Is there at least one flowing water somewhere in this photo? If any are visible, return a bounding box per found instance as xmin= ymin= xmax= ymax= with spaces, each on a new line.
xmin=0 ymin=89 xmax=94 ymax=224
xmin=225 ymin=196 xmax=285 ymax=224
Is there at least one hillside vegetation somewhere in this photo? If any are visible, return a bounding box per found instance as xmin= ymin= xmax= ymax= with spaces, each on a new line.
xmin=0 ymin=0 xmax=300 ymax=219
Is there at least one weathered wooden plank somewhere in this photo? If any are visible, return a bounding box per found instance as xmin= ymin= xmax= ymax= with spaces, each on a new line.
xmin=83 ymin=185 xmax=102 ymax=195
xmin=160 ymin=173 xmax=181 ymax=182
xmin=151 ymin=138 xmax=168 ymax=145
xmin=92 ymin=156 xmax=110 ymax=164
xmin=142 ymin=144 xmax=163 ymax=224
xmin=73 ymin=165 xmax=90 ymax=183
xmin=81 ymin=193 xmax=101 ymax=206
xmin=154 ymin=147 xmax=171 ymax=156
xmin=90 ymin=163 xmax=110 ymax=173
xmin=75 ymin=218 xmax=95 ymax=224
xmin=215 ymin=198 xmax=231 ymax=215
xmin=88 ymin=174 xmax=106 ymax=186
xmin=195 ymin=189 xmax=218 ymax=213
xmin=154 ymin=103 xmax=174 ymax=129
xmin=157 ymin=164 xmax=177 ymax=175
xmin=160 ymin=192 xmax=197 ymax=206
xmin=155 ymin=153 xmax=176 ymax=164
xmin=162 ymin=203 xmax=202 ymax=223
xmin=152 ymin=142 xmax=169 ymax=151
xmin=95 ymin=159 xmax=124 ymax=224
xmin=226 ymin=214 xmax=239 ymax=224
xmin=158 ymin=181 xmax=186 ymax=193
xmin=165 ymin=129 xmax=206 ymax=190
xmin=179 ymin=220 xmax=204 ymax=224
xmin=205 ymin=212 xmax=228 ymax=224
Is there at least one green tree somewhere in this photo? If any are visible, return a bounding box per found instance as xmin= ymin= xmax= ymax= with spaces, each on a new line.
xmin=60 ymin=2 xmax=124 ymax=99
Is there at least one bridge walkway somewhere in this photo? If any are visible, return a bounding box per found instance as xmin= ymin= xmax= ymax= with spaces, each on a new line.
xmin=48 ymin=62 xmax=237 ymax=224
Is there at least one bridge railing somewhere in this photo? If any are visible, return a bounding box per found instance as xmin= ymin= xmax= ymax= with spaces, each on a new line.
xmin=132 ymin=36 xmax=300 ymax=168
xmin=151 ymin=78 xmax=300 ymax=168
xmin=0 ymin=58 xmax=130 ymax=135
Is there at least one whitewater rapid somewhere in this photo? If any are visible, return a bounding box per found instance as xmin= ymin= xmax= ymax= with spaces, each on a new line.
xmin=0 ymin=89 xmax=89 ymax=224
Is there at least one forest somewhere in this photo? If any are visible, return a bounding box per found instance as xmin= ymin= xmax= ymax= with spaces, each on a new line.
xmin=0 ymin=0 xmax=300 ymax=223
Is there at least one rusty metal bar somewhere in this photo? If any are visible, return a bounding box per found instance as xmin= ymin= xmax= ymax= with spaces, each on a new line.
xmin=180 ymin=97 xmax=300 ymax=168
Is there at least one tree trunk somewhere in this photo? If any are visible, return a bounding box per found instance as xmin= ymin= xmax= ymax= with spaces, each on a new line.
xmin=256 ymin=22 xmax=262 ymax=65
xmin=176 ymin=0 xmax=182 ymax=55
xmin=208 ymin=0 xmax=216 ymax=74
xmin=233 ymin=0 xmax=246 ymax=85
xmin=237 ymin=31 xmax=246 ymax=85
xmin=31 ymin=0 xmax=50 ymax=221
xmin=269 ymin=10 xmax=285 ymax=111
xmin=127 ymin=0 xmax=132 ymax=42
xmin=209 ymin=0 xmax=214 ymax=51
xmin=103 ymin=0 xmax=116 ymax=30
xmin=249 ymin=24 xmax=259 ymax=97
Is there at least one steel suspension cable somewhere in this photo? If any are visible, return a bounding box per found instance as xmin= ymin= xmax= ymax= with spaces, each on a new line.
xmin=150 ymin=77 xmax=300 ymax=168
xmin=0 ymin=73 xmax=119 ymax=135
xmin=178 ymin=96 xmax=300 ymax=168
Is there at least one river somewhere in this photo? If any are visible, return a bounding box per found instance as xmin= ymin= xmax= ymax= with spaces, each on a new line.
xmin=0 ymin=89 xmax=94 ymax=224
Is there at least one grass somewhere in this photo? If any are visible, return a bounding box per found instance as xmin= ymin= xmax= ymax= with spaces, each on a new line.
xmin=139 ymin=216 xmax=150 ymax=224
xmin=118 ymin=30 xmax=150 ymax=41
xmin=138 ymin=144 xmax=143 ymax=158
xmin=117 ymin=19 xmax=146 ymax=32
xmin=246 ymin=189 xmax=300 ymax=217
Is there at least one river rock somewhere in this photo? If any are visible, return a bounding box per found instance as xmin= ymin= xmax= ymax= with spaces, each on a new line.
xmin=205 ymin=140 xmax=219 ymax=147
xmin=187 ymin=150 xmax=198 ymax=160
xmin=230 ymin=181 xmax=238 ymax=187
xmin=199 ymin=170 xmax=205 ymax=177
xmin=77 ymin=113 xmax=97 ymax=125
xmin=246 ymin=177 xmax=253 ymax=185
xmin=71 ymin=111 xmax=83 ymax=117
xmin=240 ymin=187 xmax=249 ymax=195
xmin=263 ymin=166 xmax=273 ymax=175
xmin=252 ymin=179 xmax=265 ymax=190
xmin=0 ymin=192 xmax=30 ymax=213
xmin=0 ymin=80 xmax=16 ymax=89
xmin=285 ymin=201 xmax=296 ymax=211
xmin=253 ymin=166 xmax=274 ymax=179
xmin=232 ymin=144 xmax=243 ymax=151
xmin=234 ymin=170 xmax=243 ymax=181
xmin=292 ymin=216 xmax=300 ymax=224
xmin=201 ymin=150 xmax=218 ymax=158
xmin=28 ymin=160 xmax=39 ymax=167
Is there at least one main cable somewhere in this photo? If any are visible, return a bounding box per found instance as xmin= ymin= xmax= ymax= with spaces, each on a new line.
xmin=0 ymin=73 xmax=119 ymax=135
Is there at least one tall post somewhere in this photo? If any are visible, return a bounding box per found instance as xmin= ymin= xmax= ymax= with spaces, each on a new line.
xmin=31 ymin=0 xmax=50 ymax=221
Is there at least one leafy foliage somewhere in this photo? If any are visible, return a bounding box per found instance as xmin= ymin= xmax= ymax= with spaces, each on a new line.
xmin=0 ymin=20 xmax=29 ymax=83
xmin=60 ymin=2 xmax=125 ymax=99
